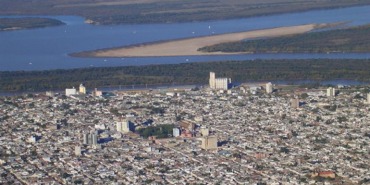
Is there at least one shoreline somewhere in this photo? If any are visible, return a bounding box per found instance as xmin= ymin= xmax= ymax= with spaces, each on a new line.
xmin=0 ymin=17 xmax=65 ymax=32
xmin=71 ymin=23 xmax=335 ymax=58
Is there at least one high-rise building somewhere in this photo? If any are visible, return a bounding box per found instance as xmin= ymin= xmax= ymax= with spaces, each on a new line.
xmin=215 ymin=78 xmax=229 ymax=90
xmin=28 ymin=136 xmax=37 ymax=143
xmin=266 ymin=82 xmax=273 ymax=94
xmin=79 ymin=84 xmax=86 ymax=94
xmin=123 ymin=121 xmax=130 ymax=132
xmin=209 ymin=72 xmax=216 ymax=89
xmin=201 ymin=136 xmax=218 ymax=150
xmin=116 ymin=120 xmax=130 ymax=133
xmin=82 ymin=132 xmax=98 ymax=146
xmin=45 ymin=91 xmax=54 ymax=97
xmin=65 ymin=87 xmax=77 ymax=96
xmin=92 ymin=88 xmax=102 ymax=97
xmin=367 ymin=93 xmax=370 ymax=104
xmin=83 ymin=133 xmax=89 ymax=145
xmin=291 ymin=98 xmax=299 ymax=109
xmin=75 ymin=146 xmax=81 ymax=156
xmin=327 ymin=87 xmax=336 ymax=97
xmin=91 ymin=133 xmax=98 ymax=145
xmin=173 ymin=128 xmax=180 ymax=137
xmin=200 ymin=127 xmax=209 ymax=136
xmin=116 ymin=122 xmax=123 ymax=132
xmin=209 ymin=72 xmax=231 ymax=90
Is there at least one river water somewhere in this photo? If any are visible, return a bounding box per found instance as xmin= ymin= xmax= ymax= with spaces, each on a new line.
xmin=0 ymin=5 xmax=370 ymax=71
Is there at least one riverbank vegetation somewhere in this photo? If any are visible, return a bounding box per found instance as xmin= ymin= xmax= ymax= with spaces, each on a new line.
xmin=0 ymin=17 xmax=65 ymax=31
xmin=0 ymin=0 xmax=369 ymax=25
xmin=1 ymin=59 xmax=369 ymax=91
xmin=198 ymin=24 xmax=370 ymax=53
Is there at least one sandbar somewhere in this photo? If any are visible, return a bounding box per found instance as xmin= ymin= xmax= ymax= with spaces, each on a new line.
xmin=75 ymin=24 xmax=319 ymax=57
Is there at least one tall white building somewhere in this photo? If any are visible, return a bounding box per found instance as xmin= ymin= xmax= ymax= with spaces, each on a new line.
xmin=201 ymin=136 xmax=218 ymax=150
xmin=209 ymin=72 xmax=216 ymax=89
xmin=266 ymin=82 xmax=273 ymax=94
xmin=209 ymin=72 xmax=231 ymax=90
xmin=75 ymin=146 xmax=81 ymax=156
xmin=28 ymin=136 xmax=37 ymax=143
xmin=327 ymin=87 xmax=336 ymax=97
xmin=116 ymin=122 xmax=123 ymax=132
xmin=173 ymin=128 xmax=180 ymax=137
xmin=215 ymin=78 xmax=228 ymax=90
xmin=82 ymin=131 xmax=98 ymax=146
xmin=45 ymin=91 xmax=54 ymax=97
xmin=93 ymin=88 xmax=102 ymax=97
xmin=83 ymin=133 xmax=89 ymax=145
xmin=79 ymin=84 xmax=86 ymax=94
xmin=91 ymin=133 xmax=98 ymax=145
xmin=200 ymin=126 xmax=209 ymax=136
xmin=117 ymin=120 xmax=130 ymax=133
xmin=291 ymin=98 xmax=299 ymax=109
xmin=65 ymin=87 xmax=77 ymax=96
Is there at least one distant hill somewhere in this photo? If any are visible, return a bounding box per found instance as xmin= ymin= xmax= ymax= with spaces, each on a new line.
xmin=0 ymin=0 xmax=369 ymax=25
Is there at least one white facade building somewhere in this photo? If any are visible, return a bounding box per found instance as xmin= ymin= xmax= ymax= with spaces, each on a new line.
xmin=65 ymin=88 xmax=77 ymax=96
xmin=83 ymin=132 xmax=98 ymax=146
xmin=201 ymin=136 xmax=217 ymax=150
xmin=28 ymin=136 xmax=37 ymax=143
xmin=79 ymin=84 xmax=86 ymax=94
xmin=215 ymin=78 xmax=228 ymax=90
xmin=200 ymin=127 xmax=209 ymax=136
xmin=173 ymin=128 xmax=180 ymax=137
xmin=327 ymin=87 xmax=336 ymax=97
xmin=291 ymin=98 xmax=299 ymax=109
xmin=75 ymin=146 xmax=82 ymax=156
xmin=116 ymin=122 xmax=123 ymax=132
xmin=45 ymin=91 xmax=54 ymax=97
xmin=117 ymin=120 xmax=130 ymax=133
xmin=209 ymin=72 xmax=216 ymax=89
xmin=209 ymin=72 xmax=231 ymax=90
xmin=93 ymin=88 xmax=102 ymax=97
xmin=266 ymin=82 xmax=273 ymax=94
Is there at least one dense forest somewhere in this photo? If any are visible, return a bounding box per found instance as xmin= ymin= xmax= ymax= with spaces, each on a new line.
xmin=1 ymin=59 xmax=370 ymax=91
xmin=0 ymin=0 xmax=369 ymax=25
xmin=198 ymin=24 xmax=370 ymax=53
xmin=0 ymin=18 xmax=64 ymax=31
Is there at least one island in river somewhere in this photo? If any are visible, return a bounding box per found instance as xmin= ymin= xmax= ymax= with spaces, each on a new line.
xmin=198 ymin=24 xmax=370 ymax=53
xmin=0 ymin=17 xmax=65 ymax=31
xmin=71 ymin=23 xmax=343 ymax=58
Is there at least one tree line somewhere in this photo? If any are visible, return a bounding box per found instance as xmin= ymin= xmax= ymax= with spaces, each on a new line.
xmin=0 ymin=18 xmax=64 ymax=31
xmin=1 ymin=0 xmax=369 ymax=25
xmin=198 ymin=24 xmax=370 ymax=53
xmin=1 ymin=59 xmax=370 ymax=91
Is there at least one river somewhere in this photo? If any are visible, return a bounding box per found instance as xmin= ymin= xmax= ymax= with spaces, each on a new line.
xmin=0 ymin=5 xmax=370 ymax=71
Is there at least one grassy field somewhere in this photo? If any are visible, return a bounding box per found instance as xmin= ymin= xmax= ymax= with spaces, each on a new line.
xmin=0 ymin=17 xmax=64 ymax=31
xmin=198 ymin=24 xmax=370 ymax=53
xmin=1 ymin=59 xmax=369 ymax=91
xmin=0 ymin=0 xmax=369 ymax=24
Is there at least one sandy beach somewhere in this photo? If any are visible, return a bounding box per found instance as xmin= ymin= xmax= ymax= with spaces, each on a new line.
xmin=79 ymin=24 xmax=318 ymax=57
